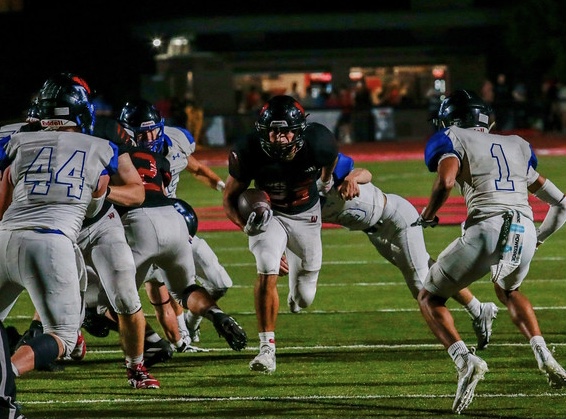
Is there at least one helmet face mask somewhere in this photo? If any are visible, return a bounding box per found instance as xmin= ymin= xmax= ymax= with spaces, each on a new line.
xmin=37 ymin=73 xmax=96 ymax=135
xmin=434 ymin=89 xmax=493 ymax=131
xmin=255 ymin=95 xmax=307 ymax=160
xmin=119 ymin=100 xmax=165 ymax=153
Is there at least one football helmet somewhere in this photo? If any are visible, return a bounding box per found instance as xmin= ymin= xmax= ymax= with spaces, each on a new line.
xmin=118 ymin=99 xmax=165 ymax=153
xmin=172 ymin=198 xmax=198 ymax=237
xmin=26 ymin=99 xmax=40 ymax=123
xmin=433 ymin=89 xmax=493 ymax=131
xmin=37 ymin=73 xmax=96 ymax=134
xmin=255 ymin=95 xmax=307 ymax=160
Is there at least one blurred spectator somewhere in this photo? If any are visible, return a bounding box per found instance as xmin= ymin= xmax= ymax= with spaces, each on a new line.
xmin=171 ymin=96 xmax=188 ymax=127
xmin=301 ymin=85 xmax=320 ymax=108
xmin=542 ymin=78 xmax=562 ymax=132
xmin=324 ymin=88 xmax=340 ymax=108
xmin=480 ymin=79 xmax=494 ymax=107
xmin=244 ymin=85 xmax=263 ymax=115
xmin=557 ymin=81 xmax=566 ymax=134
xmin=512 ymin=81 xmax=529 ymax=129
xmin=288 ymin=81 xmax=302 ymax=101
xmin=426 ymin=86 xmax=443 ymax=128
xmin=335 ymin=83 xmax=354 ymax=144
xmin=352 ymin=77 xmax=375 ymax=141
xmin=154 ymin=96 xmax=173 ymax=124
xmin=184 ymin=93 xmax=204 ymax=144
xmin=492 ymin=73 xmax=514 ymax=131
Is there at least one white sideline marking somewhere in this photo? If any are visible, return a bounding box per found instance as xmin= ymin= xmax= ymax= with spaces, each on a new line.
xmin=22 ymin=391 xmax=566 ymax=406
xmin=64 ymin=341 xmax=566 ymax=356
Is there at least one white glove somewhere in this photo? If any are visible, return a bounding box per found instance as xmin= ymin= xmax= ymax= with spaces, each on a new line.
xmin=243 ymin=209 xmax=273 ymax=236
xmin=316 ymin=177 xmax=334 ymax=196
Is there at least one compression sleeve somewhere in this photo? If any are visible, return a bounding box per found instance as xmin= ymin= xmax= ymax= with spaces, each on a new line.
xmin=533 ymin=179 xmax=566 ymax=243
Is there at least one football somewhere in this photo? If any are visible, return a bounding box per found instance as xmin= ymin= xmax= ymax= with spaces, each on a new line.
xmin=237 ymin=188 xmax=271 ymax=223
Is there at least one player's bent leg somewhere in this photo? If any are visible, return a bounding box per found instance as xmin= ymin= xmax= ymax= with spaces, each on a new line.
xmin=11 ymin=333 xmax=60 ymax=376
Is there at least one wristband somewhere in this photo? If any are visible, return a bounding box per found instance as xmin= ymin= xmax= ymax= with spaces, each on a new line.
xmin=216 ymin=180 xmax=225 ymax=191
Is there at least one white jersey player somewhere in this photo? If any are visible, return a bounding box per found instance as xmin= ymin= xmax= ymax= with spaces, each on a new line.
xmin=415 ymin=90 xmax=566 ymax=413
xmin=317 ymin=152 xmax=499 ymax=349
xmin=152 ymin=123 xmax=233 ymax=346
xmin=0 ymin=79 xmax=117 ymax=377
xmin=4 ymin=74 xmax=160 ymax=389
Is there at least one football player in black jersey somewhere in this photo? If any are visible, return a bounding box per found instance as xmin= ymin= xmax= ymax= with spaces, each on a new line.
xmin=223 ymin=95 xmax=339 ymax=373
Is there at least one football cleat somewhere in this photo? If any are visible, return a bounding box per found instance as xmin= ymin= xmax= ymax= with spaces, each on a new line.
xmin=211 ymin=312 xmax=247 ymax=351
xmin=68 ymin=331 xmax=87 ymax=361
xmin=287 ymin=294 xmax=302 ymax=314
xmin=452 ymin=348 xmax=488 ymax=414
xmin=534 ymin=344 xmax=566 ymax=389
xmin=143 ymin=338 xmax=174 ymax=367
xmin=249 ymin=345 xmax=276 ymax=374
xmin=126 ymin=363 xmax=160 ymax=389
xmin=472 ymin=302 xmax=498 ymax=350
xmin=176 ymin=340 xmax=210 ymax=353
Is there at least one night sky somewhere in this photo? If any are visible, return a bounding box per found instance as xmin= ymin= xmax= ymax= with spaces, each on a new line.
xmin=0 ymin=0 xmax=518 ymax=122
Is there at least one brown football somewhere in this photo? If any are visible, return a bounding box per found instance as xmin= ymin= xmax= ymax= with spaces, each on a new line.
xmin=237 ymin=188 xmax=271 ymax=223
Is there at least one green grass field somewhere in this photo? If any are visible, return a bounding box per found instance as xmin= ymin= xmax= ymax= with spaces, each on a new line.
xmin=8 ymin=155 xmax=566 ymax=419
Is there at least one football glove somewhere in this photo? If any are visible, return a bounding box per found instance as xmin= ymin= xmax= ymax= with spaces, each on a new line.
xmin=411 ymin=208 xmax=439 ymax=228
xmin=243 ymin=209 xmax=273 ymax=236
xmin=316 ymin=177 xmax=334 ymax=196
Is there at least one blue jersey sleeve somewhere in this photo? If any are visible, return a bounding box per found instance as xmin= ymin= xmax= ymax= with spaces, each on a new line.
xmin=0 ymin=135 xmax=13 ymax=172
xmin=528 ymin=144 xmax=538 ymax=171
xmin=103 ymin=142 xmax=120 ymax=176
xmin=333 ymin=153 xmax=355 ymax=183
xmin=424 ymin=129 xmax=457 ymax=172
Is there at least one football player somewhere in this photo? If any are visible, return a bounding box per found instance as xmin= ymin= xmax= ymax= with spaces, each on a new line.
xmin=416 ymin=89 xmax=566 ymax=413
xmin=0 ymin=75 xmax=117 ymax=379
xmin=120 ymin=99 xmax=234 ymax=351
xmin=113 ymin=100 xmax=247 ymax=353
xmin=223 ymin=95 xmax=339 ymax=373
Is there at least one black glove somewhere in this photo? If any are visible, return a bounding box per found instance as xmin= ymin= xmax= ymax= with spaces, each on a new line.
xmin=411 ymin=208 xmax=439 ymax=228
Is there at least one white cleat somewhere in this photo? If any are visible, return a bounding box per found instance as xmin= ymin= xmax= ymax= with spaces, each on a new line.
xmin=452 ymin=349 xmax=488 ymax=414
xmin=249 ymin=345 xmax=276 ymax=374
xmin=534 ymin=345 xmax=566 ymax=389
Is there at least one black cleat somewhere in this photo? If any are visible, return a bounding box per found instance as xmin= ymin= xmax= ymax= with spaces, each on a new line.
xmin=212 ymin=312 xmax=247 ymax=351
xmin=143 ymin=338 xmax=174 ymax=367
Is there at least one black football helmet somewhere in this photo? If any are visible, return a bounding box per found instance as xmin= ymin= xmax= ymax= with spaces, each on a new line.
xmin=37 ymin=73 xmax=96 ymax=134
xmin=255 ymin=95 xmax=307 ymax=160
xmin=433 ymin=89 xmax=493 ymax=131
xmin=118 ymin=99 xmax=165 ymax=153
xmin=26 ymin=99 xmax=40 ymax=123
xmin=172 ymin=198 xmax=198 ymax=237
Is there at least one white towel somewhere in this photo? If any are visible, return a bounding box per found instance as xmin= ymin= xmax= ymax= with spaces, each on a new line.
xmin=490 ymin=210 xmax=525 ymax=283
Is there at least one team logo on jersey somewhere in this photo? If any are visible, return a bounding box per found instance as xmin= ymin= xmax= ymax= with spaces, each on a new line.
xmin=305 ymin=166 xmax=317 ymax=173
xmin=310 ymin=215 xmax=318 ymax=223
xmin=171 ymin=152 xmax=182 ymax=160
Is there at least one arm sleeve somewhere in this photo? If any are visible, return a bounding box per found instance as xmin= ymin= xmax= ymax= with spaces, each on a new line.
xmin=533 ymin=178 xmax=566 ymax=243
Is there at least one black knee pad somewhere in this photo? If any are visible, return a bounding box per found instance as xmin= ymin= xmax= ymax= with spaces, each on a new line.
xmin=181 ymin=284 xmax=206 ymax=309
xmin=29 ymin=333 xmax=59 ymax=370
